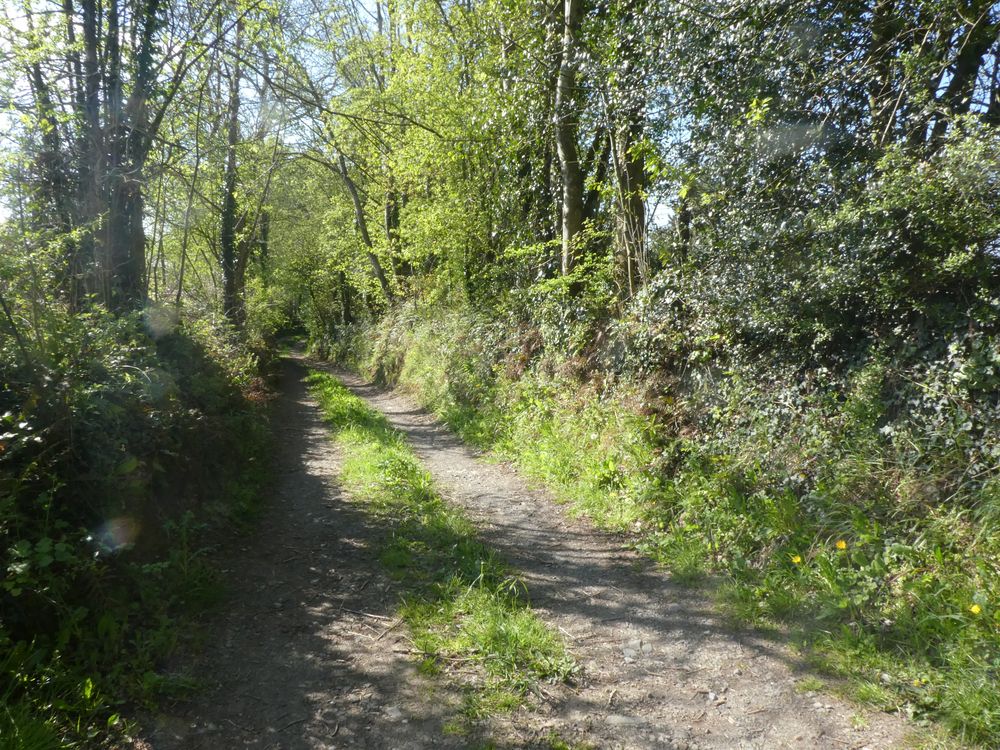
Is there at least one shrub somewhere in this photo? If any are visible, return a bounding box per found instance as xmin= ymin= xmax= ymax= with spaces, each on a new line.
xmin=0 ymin=303 xmax=268 ymax=746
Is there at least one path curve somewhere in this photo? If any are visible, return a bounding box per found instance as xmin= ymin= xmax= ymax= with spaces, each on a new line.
xmin=329 ymin=362 xmax=915 ymax=750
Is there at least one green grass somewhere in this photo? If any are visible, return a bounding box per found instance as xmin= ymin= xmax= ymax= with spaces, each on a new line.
xmin=306 ymin=371 xmax=575 ymax=722
xmin=546 ymin=731 xmax=596 ymax=750
xmin=794 ymin=676 xmax=825 ymax=693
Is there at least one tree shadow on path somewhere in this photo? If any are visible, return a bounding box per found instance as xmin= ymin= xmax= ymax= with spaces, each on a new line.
xmin=142 ymin=359 xmax=478 ymax=750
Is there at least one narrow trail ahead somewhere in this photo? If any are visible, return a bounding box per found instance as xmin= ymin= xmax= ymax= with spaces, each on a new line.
xmin=144 ymin=356 xmax=915 ymax=749
xmin=329 ymin=364 xmax=913 ymax=750
xmin=144 ymin=359 xmax=466 ymax=749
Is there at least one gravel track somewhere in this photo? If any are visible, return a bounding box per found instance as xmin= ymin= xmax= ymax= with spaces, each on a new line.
xmin=330 ymin=362 xmax=915 ymax=750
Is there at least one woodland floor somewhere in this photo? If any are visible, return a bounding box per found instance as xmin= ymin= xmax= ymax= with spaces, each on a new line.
xmin=137 ymin=355 xmax=924 ymax=749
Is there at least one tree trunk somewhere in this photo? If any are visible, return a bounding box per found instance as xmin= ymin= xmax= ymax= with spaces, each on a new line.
xmin=220 ymin=19 xmax=243 ymax=325
xmin=337 ymin=152 xmax=395 ymax=304
xmin=176 ymin=80 xmax=208 ymax=308
xmin=608 ymin=0 xmax=647 ymax=300
xmin=82 ymin=0 xmax=163 ymax=311
xmin=78 ymin=0 xmax=103 ymax=303
xmin=554 ymin=0 xmax=585 ymax=275
xmin=106 ymin=179 xmax=147 ymax=310
xmin=613 ymin=118 xmax=645 ymax=299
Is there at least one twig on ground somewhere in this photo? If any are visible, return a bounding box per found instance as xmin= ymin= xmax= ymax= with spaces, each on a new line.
xmin=278 ymin=716 xmax=309 ymax=732
xmin=341 ymin=607 xmax=393 ymax=620
xmin=374 ymin=618 xmax=403 ymax=641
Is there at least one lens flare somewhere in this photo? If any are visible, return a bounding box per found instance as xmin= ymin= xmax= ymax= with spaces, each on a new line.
xmin=93 ymin=516 xmax=141 ymax=553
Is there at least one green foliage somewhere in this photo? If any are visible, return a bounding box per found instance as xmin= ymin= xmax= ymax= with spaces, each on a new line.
xmin=2 ymin=0 xmax=999 ymax=745
xmin=307 ymin=371 xmax=575 ymax=722
xmin=341 ymin=307 xmax=656 ymax=531
xmin=0 ymin=296 xmax=268 ymax=746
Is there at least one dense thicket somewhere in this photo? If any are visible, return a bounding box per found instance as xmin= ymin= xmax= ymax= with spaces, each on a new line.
xmin=2 ymin=0 xmax=1000 ymax=745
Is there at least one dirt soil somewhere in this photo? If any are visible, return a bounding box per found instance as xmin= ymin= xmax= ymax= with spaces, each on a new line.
xmin=139 ymin=356 xmax=921 ymax=749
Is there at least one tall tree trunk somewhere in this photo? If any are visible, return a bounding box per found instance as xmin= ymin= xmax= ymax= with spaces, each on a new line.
xmin=613 ymin=117 xmax=645 ymax=299
xmin=25 ymin=49 xmax=77 ymax=300
xmin=78 ymin=0 xmax=103 ymax=303
xmin=554 ymin=0 xmax=584 ymax=275
xmin=106 ymin=179 xmax=148 ymax=310
xmin=220 ymin=19 xmax=243 ymax=325
xmin=607 ymin=0 xmax=647 ymax=299
xmin=176 ymin=79 xmax=208 ymax=308
xmin=84 ymin=0 xmax=163 ymax=311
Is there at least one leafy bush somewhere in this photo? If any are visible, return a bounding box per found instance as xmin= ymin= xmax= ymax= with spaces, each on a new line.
xmin=0 ymin=301 xmax=268 ymax=746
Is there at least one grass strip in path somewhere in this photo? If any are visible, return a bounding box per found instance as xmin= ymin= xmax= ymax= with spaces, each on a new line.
xmin=306 ymin=370 xmax=576 ymax=725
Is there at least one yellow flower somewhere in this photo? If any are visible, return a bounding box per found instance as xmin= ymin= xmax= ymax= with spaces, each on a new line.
xmin=835 ymin=539 xmax=847 ymax=550
xmin=969 ymin=604 xmax=982 ymax=615
xmin=791 ymin=555 xmax=802 ymax=564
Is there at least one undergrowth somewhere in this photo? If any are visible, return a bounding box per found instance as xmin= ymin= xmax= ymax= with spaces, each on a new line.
xmin=306 ymin=370 xmax=575 ymax=723
xmin=1 ymin=312 xmax=269 ymax=747
xmin=328 ymin=305 xmax=1000 ymax=748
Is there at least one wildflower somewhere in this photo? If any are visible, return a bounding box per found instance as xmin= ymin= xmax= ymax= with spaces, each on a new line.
xmin=969 ymin=604 xmax=982 ymax=615
xmin=835 ymin=539 xmax=847 ymax=550
xmin=791 ymin=554 xmax=802 ymax=564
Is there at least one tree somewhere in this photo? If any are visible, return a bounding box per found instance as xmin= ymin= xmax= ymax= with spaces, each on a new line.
xmin=553 ymin=0 xmax=585 ymax=274
xmin=2 ymin=0 xmax=254 ymax=312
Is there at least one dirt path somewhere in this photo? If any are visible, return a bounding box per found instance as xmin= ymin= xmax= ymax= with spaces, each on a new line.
xmin=141 ymin=356 xmax=918 ymax=749
xmin=328 ymin=363 xmax=918 ymax=750
xmin=142 ymin=359 xmax=467 ymax=749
